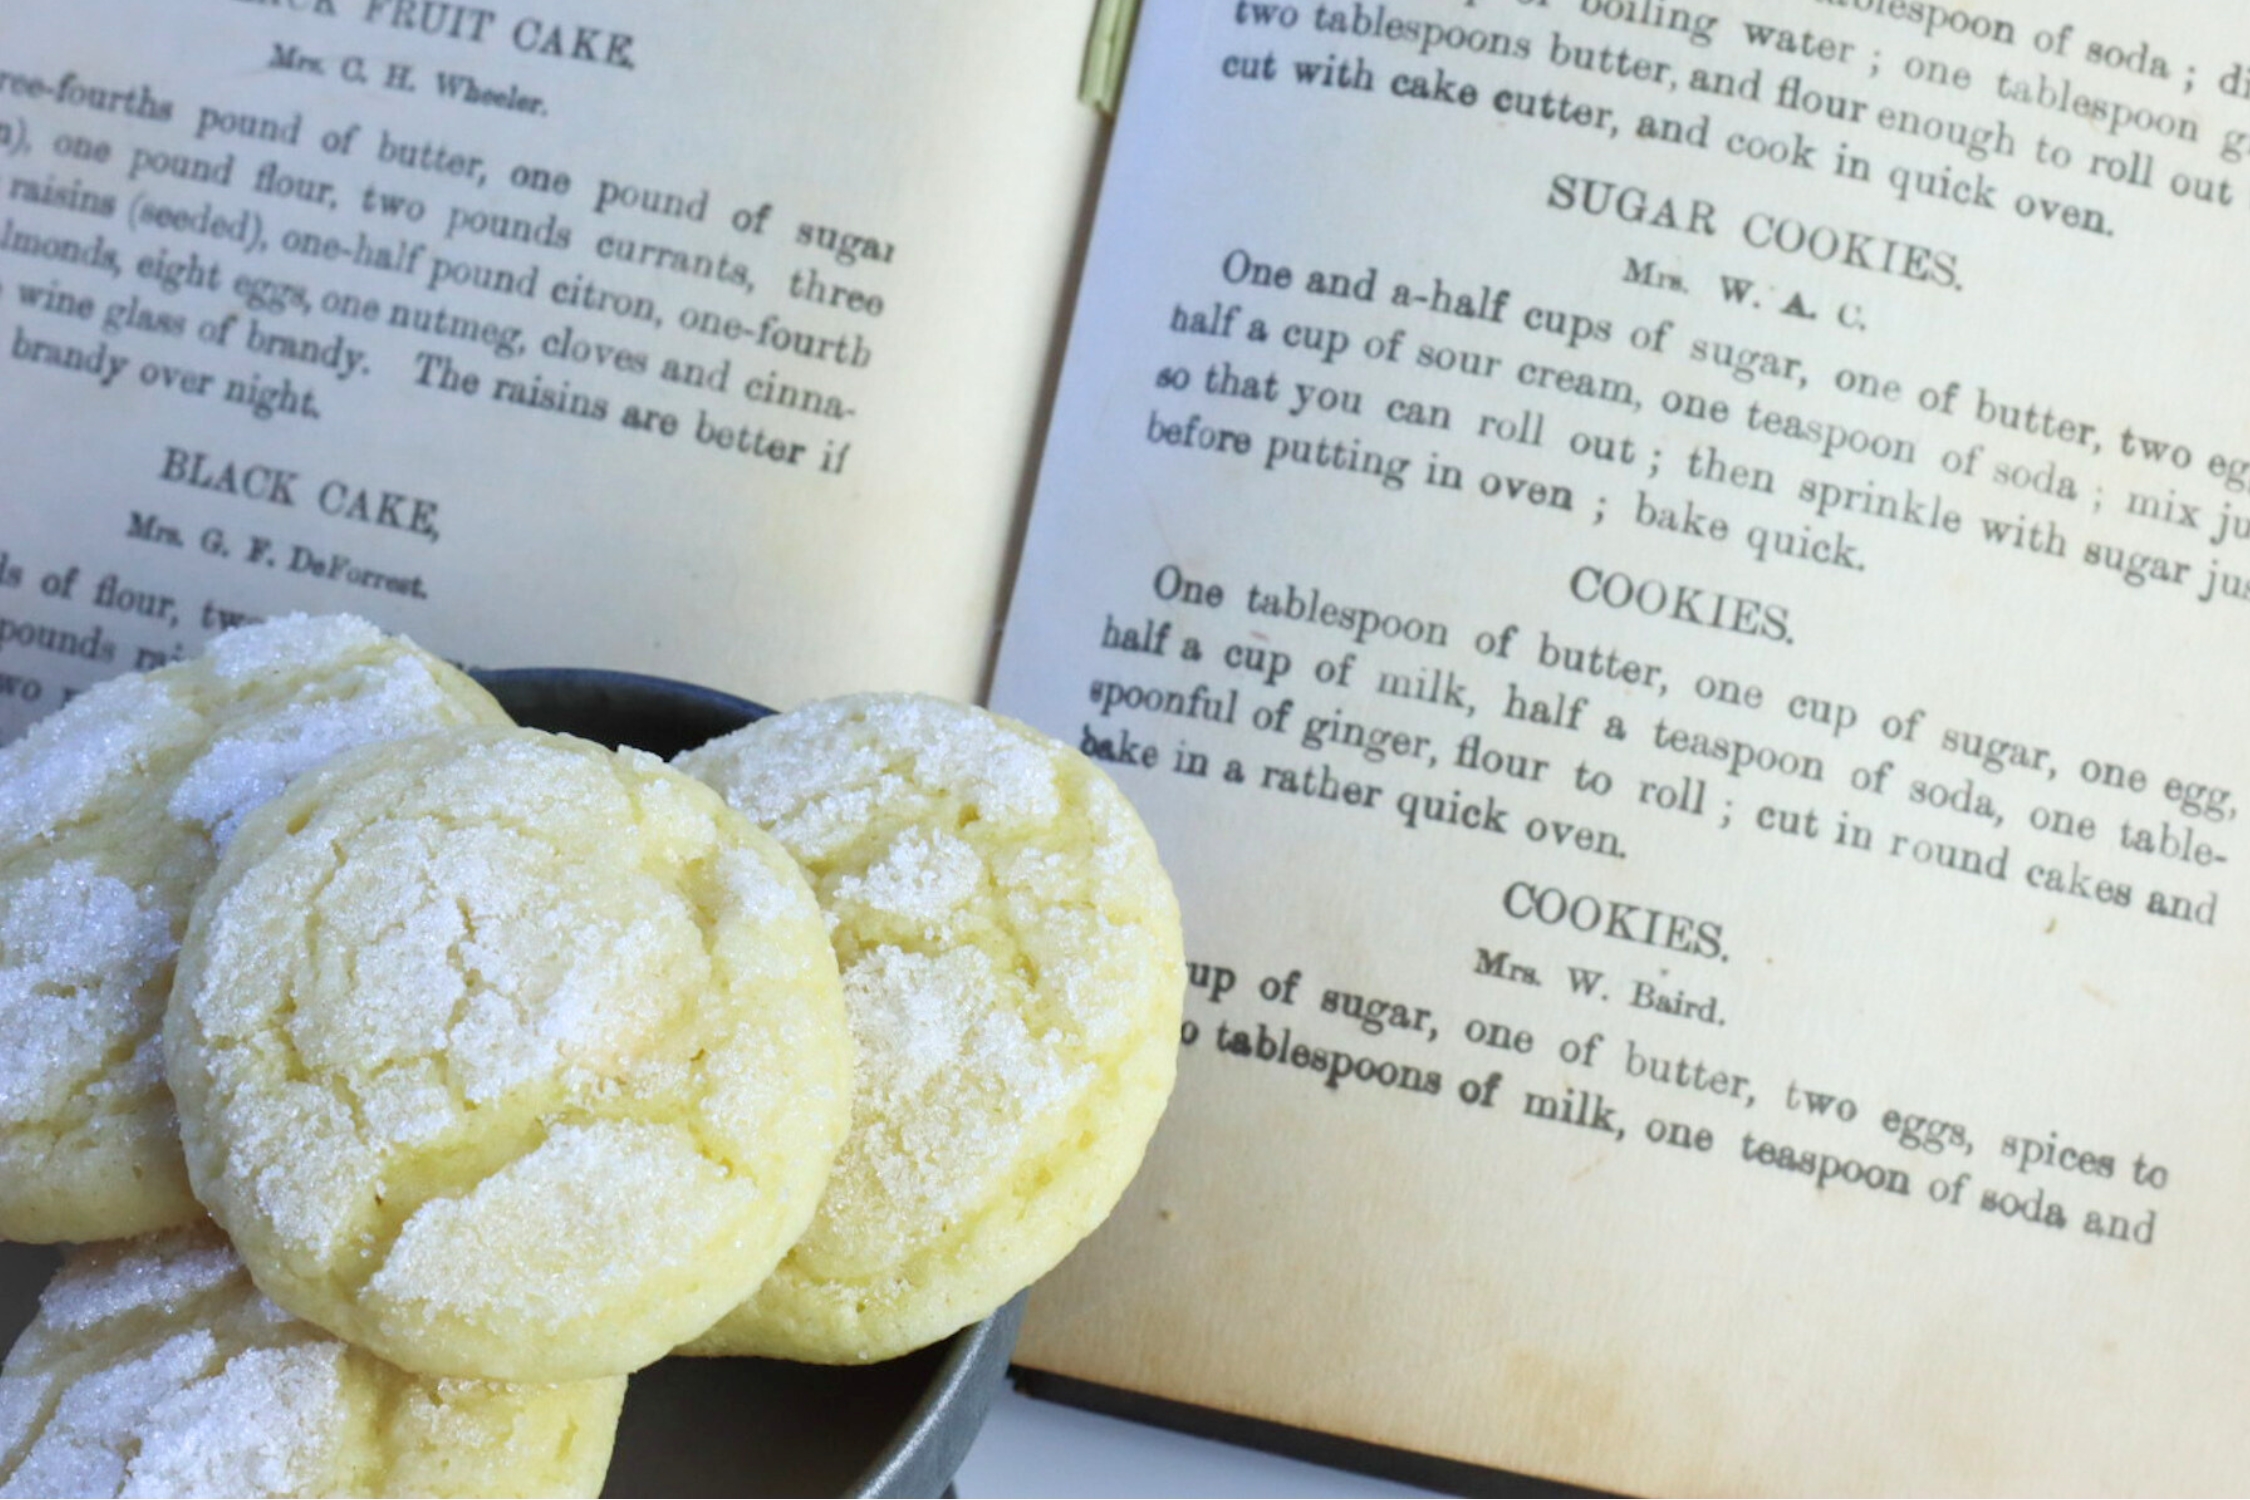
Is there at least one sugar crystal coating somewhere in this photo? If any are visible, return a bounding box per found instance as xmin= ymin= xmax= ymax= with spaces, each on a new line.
xmin=165 ymin=727 xmax=853 ymax=1382
xmin=676 ymin=694 xmax=1184 ymax=1362
xmin=0 ymin=615 xmax=510 ymax=1244
xmin=0 ymin=863 xmax=174 ymax=1128
xmin=0 ymin=1225 xmax=624 ymax=1497
xmin=367 ymin=1121 xmax=760 ymax=1326
xmin=0 ymin=677 xmax=201 ymax=850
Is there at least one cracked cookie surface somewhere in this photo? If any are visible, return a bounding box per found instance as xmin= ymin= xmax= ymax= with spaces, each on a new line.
xmin=164 ymin=728 xmax=852 ymax=1382
xmin=0 ymin=1224 xmax=625 ymax=1498
xmin=0 ymin=615 xmax=510 ymax=1245
xmin=675 ymin=694 xmax=1184 ymax=1363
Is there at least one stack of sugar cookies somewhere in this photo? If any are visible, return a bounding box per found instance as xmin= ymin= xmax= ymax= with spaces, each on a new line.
xmin=0 ymin=616 xmax=1185 ymax=1497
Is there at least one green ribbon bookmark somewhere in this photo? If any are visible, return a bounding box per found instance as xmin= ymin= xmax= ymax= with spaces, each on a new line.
xmin=1080 ymin=0 xmax=1143 ymax=113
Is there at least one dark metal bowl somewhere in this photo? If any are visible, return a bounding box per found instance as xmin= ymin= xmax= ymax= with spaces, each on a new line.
xmin=0 ymin=668 xmax=1021 ymax=1499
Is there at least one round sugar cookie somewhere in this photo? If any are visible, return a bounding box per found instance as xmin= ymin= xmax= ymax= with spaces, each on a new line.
xmin=163 ymin=727 xmax=852 ymax=1383
xmin=0 ymin=1224 xmax=625 ymax=1498
xmin=0 ymin=614 xmax=510 ymax=1244
xmin=674 ymin=694 xmax=1185 ymax=1363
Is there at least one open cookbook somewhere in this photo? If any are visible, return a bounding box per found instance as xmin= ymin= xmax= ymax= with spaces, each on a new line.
xmin=7 ymin=0 xmax=2250 ymax=1490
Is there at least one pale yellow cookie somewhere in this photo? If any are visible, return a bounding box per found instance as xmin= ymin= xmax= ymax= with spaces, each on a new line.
xmin=0 ymin=1224 xmax=624 ymax=1498
xmin=0 ymin=615 xmax=510 ymax=1244
xmin=675 ymin=694 xmax=1185 ymax=1363
xmin=164 ymin=728 xmax=852 ymax=1382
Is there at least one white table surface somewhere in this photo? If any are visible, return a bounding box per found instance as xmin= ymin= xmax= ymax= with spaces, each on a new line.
xmin=955 ymin=1387 xmax=1442 ymax=1498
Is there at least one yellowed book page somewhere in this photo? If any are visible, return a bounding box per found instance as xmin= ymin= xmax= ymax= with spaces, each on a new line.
xmin=993 ymin=0 xmax=2250 ymax=1491
xmin=0 ymin=1 xmax=1098 ymax=737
